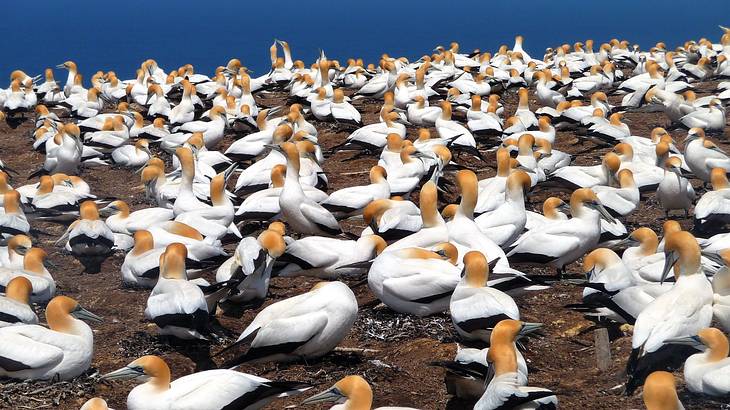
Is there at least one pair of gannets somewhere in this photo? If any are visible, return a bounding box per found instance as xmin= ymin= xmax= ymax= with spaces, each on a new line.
xmin=664 ymin=327 xmax=730 ymax=396
xmin=435 ymin=101 xmax=484 ymax=161
xmin=0 ymin=234 xmax=32 ymax=269
xmin=548 ymin=152 xmax=621 ymax=190
xmin=591 ymin=168 xmax=639 ymax=216
xmin=100 ymin=200 xmax=173 ymax=235
xmin=312 ymin=87 xmax=362 ymax=126
xmin=679 ymin=98 xmax=726 ymax=132
xmin=321 ymin=165 xmax=390 ymax=219
xmin=101 ymin=355 xmax=310 ymax=410
xmin=361 ymin=196 xmax=422 ymax=240
xmin=335 ymin=110 xmax=404 ymax=152
xmin=626 ymin=231 xmax=713 ymax=394
xmin=215 ymin=223 xmax=286 ymax=304
xmin=31 ymin=123 xmax=83 ymax=177
xmin=683 ymin=128 xmax=730 ymax=182
xmin=0 ymin=247 xmax=55 ymax=303
xmin=175 ymin=171 xmax=239 ymax=240
xmin=384 ymin=144 xmax=430 ymax=196
xmin=236 ymin=164 xmax=328 ymax=221
xmin=475 ymin=320 xmax=557 ymax=409
xmin=275 ymin=142 xmax=341 ymax=236
xmin=0 ymin=295 xmax=101 ymax=380
xmin=29 ymin=174 xmax=95 ymax=213
xmin=120 ymin=223 xmax=226 ymax=287
xmin=368 ymin=242 xmax=460 ymax=316
xmin=172 ymin=105 xmax=227 ymax=149
xmin=507 ymin=188 xmax=615 ymax=276
xmin=225 ymin=118 xmax=293 ymax=162
xmin=568 ymin=248 xmax=671 ymax=325
xmin=474 ymin=170 xmax=532 ymax=247
xmin=474 ymin=148 xmax=517 ymax=215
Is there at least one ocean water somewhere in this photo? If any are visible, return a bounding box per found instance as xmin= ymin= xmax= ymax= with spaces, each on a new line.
xmin=2 ymin=0 xmax=729 ymax=83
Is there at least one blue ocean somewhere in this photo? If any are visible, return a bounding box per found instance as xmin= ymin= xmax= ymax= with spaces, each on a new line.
xmin=3 ymin=0 xmax=729 ymax=82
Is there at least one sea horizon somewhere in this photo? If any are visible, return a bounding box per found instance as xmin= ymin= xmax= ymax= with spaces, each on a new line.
xmin=3 ymin=0 xmax=729 ymax=82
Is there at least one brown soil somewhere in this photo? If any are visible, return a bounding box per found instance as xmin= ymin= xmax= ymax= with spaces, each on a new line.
xmin=1 ymin=80 xmax=730 ymax=410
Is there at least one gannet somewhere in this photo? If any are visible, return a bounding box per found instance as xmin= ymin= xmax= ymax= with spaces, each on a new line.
xmin=144 ymin=243 xmax=211 ymax=340
xmin=642 ymin=371 xmax=685 ymax=410
xmin=57 ymin=201 xmax=114 ymax=273
xmin=0 ymin=295 xmax=101 ymax=380
xmin=276 ymin=234 xmax=386 ymax=279
xmin=219 ymin=281 xmax=357 ymax=365
xmin=450 ymin=251 xmax=519 ymax=343
xmin=665 ymin=327 xmax=730 ymax=396
xmin=303 ymin=375 xmax=418 ymax=409
xmin=0 ymin=276 xmax=38 ymax=327
xmin=102 ymin=355 xmax=309 ymax=410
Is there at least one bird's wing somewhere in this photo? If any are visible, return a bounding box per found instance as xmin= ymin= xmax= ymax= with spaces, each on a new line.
xmin=0 ymin=327 xmax=64 ymax=371
xmin=383 ymin=271 xmax=458 ymax=303
xmin=299 ymin=201 xmax=340 ymax=233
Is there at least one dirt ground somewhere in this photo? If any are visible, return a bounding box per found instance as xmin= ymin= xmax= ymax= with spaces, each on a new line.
xmin=1 ymin=79 xmax=730 ymax=409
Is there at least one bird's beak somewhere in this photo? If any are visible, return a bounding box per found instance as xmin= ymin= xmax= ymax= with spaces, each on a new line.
xmin=668 ymin=165 xmax=683 ymax=176
xmin=223 ymin=162 xmax=239 ymax=182
xmin=55 ymin=64 xmax=65 ymax=69
xmin=661 ymin=250 xmax=680 ymax=284
xmin=302 ymin=386 xmax=344 ymax=405
xmin=615 ymin=236 xmax=640 ymax=248
xmin=98 ymin=205 xmax=114 ymax=216
xmin=411 ymin=150 xmax=430 ymax=159
xmin=71 ymin=305 xmax=103 ymax=323
xmin=557 ymin=203 xmax=571 ymax=215
xmin=664 ymin=335 xmax=704 ymax=348
xmin=100 ymin=366 xmax=142 ymax=381
xmin=519 ymin=322 xmax=543 ymax=338
xmin=264 ymin=143 xmax=283 ymax=153
xmin=589 ymin=200 xmax=615 ymax=223
xmin=44 ymin=259 xmax=58 ymax=270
